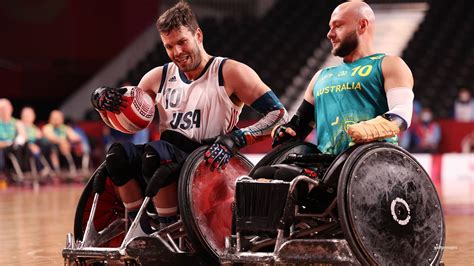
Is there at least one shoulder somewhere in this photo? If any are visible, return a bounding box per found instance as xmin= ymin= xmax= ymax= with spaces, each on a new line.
xmin=308 ymin=69 xmax=324 ymax=86
xmin=312 ymin=69 xmax=324 ymax=80
xmin=42 ymin=124 xmax=52 ymax=130
xmin=138 ymin=65 xmax=168 ymax=95
xmin=381 ymin=55 xmax=412 ymax=76
xmin=221 ymin=59 xmax=254 ymax=76
xmin=139 ymin=66 xmax=165 ymax=84
xmin=221 ymin=59 xmax=261 ymax=85
xmin=381 ymin=55 xmax=409 ymax=71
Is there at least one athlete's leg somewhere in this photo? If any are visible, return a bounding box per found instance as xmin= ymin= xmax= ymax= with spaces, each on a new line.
xmin=142 ymin=141 xmax=187 ymax=228
xmin=106 ymin=142 xmax=153 ymax=234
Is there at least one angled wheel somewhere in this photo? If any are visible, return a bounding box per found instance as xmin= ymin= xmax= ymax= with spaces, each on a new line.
xmin=337 ymin=142 xmax=445 ymax=265
xmin=178 ymin=146 xmax=253 ymax=263
xmin=249 ymin=141 xmax=320 ymax=175
xmin=74 ymin=169 xmax=125 ymax=247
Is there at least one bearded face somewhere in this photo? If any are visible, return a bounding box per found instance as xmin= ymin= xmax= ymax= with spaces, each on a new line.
xmin=332 ymin=29 xmax=359 ymax=57
xmin=161 ymin=26 xmax=203 ymax=73
xmin=176 ymin=37 xmax=202 ymax=72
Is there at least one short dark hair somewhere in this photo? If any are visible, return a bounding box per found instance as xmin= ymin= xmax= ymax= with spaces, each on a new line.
xmin=157 ymin=1 xmax=199 ymax=34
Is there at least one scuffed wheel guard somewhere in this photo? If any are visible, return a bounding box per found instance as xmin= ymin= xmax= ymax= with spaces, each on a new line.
xmin=337 ymin=142 xmax=445 ymax=265
xmin=178 ymin=146 xmax=253 ymax=264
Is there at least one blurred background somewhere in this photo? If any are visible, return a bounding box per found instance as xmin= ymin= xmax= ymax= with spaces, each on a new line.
xmin=0 ymin=0 xmax=473 ymax=263
xmin=2 ymin=0 xmax=473 ymax=204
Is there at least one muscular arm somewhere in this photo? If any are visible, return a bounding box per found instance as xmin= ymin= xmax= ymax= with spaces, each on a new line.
xmin=382 ymin=56 xmax=414 ymax=128
xmin=222 ymin=60 xmax=288 ymax=147
xmin=382 ymin=56 xmax=414 ymax=91
xmin=138 ymin=66 xmax=164 ymax=100
xmin=347 ymin=56 xmax=414 ymax=143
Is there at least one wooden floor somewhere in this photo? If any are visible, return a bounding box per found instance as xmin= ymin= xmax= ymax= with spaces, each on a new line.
xmin=0 ymin=185 xmax=472 ymax=265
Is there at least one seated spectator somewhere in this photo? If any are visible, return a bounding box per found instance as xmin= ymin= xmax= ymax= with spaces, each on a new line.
xmin=453 ymin=87 xmax=474 ymax=122
xmin=461 ymin=131 xmax=474 ymax=153
xmin=42 ymin=110 xmax=83 ymax=175
xmin=20 ymin=106 xmax=52 ymax=176
xmin=0 ymin=98 xmax=28 ymax=179
xmin=411 ymin=107 xmax=441 ymax=153
xmin=65 ymin=117 xmax=92 ymax=175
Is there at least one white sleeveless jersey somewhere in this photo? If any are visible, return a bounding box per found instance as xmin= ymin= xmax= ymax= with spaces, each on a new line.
xmin=155 ymin=57 xmax=242 ymax=142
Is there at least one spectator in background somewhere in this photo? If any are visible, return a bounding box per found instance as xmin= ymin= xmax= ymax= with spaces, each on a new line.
xmin=65 ymin=117 xmax=92 ymax=175
xmin=412 ymin=107 xmax=441 ymax=153
xmin=0 ymin=98 xmax=27 ymax=178
xmin=453 ymin=87 xmax=474 ymax=122
xmin=20 ymin=106 xmax=51 ymax=176
xmin=103 ymin=126 xmax=150 ymax=150
xmin=43 ymin=110 xmax=83 ymax=175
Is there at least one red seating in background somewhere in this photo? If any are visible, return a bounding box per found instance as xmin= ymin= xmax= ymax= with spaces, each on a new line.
xmin=437 ymin=120 xmax=474 ymax=153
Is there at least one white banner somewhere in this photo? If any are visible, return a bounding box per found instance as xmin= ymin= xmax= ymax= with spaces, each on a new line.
xmin=441 ymin=154 xmax=474 ymax=206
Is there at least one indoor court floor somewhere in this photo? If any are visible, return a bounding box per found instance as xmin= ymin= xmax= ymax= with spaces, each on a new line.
xmin=0 ymin=185 xmax=472 ymax=265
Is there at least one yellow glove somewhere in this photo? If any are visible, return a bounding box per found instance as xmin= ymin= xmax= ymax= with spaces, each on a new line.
xmin=347 ymin=116 xmax=400 ymax=143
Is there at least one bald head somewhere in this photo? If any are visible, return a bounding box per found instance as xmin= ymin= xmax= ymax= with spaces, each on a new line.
xmin=0 ymin=98 xmax=13 ymax=121
xmin=327 ymin=1 xmax=375 ymax=58
xmin=333 ymin=1 xmax=375 ymax=23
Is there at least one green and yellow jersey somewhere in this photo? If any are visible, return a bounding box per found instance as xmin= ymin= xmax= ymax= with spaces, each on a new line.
xmin=313 ymin=53 xmax=397 ymax=155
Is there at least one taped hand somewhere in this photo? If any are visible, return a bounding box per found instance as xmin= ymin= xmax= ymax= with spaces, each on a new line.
xmin=347 ymin=116 xmax=400 ymax=143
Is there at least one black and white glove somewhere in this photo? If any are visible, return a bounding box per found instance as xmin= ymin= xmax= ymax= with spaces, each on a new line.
xmin=91 ymin=86 xmax=127 ymax=114
xmin=271 ymin=124 xmax=296 ymax=147
xmin=204 ymin=134 xmax=240 ymax=171
xmin=272 ymin=99 xmax=315 ymax=148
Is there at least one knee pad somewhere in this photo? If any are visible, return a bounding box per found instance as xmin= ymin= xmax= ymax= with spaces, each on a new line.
xmin=106 ymin=142 xmax=141 ymax=186
xmin=142 ymin=145 xmax=161 ymax=183
xmin=142 ymin=141 xmax=188 ymax=182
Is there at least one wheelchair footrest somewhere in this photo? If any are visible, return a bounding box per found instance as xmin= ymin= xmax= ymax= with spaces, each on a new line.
xmin=62 ymin=247 xmax=123 ymax=261
xmin=222 ymin=239 xmax=359 ymax=265
xmin=126 ymin=236 xmax=198 ymax=265
xmin=277 ymin=239 xmax=359 ymax=264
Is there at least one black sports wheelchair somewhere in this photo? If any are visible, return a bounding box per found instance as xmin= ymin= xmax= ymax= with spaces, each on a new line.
xmin=63 ymin=141 xmax=445 ymax=265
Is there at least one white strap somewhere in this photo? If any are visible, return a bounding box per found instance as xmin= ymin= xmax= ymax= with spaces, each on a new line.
xmin=123 ymin=198 xmax=144 ymax=210
xmin=386 ymin=87 xmax=414 ymax=127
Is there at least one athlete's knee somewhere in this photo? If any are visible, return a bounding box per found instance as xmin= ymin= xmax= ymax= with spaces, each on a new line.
xmin=105 ymin=143 xmax=136 ymax=186
xmin=142 ymin=144 xmax=162 ymax=183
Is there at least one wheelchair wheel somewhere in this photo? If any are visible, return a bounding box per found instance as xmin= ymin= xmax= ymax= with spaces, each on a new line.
xmin=74 ymin=174 xmax=125 ymax=247
xmin=337 ymin=142 xmax=445 ymax=265
xmin=178 ymin=146 xmax=253 ymax=263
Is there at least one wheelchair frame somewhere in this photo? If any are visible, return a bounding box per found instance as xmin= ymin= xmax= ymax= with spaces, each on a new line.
xmin=63 ymin=141 xmax=445 ymax=265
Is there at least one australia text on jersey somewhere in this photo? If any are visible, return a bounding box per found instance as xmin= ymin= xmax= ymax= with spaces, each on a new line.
xmin=315 ymin=81 xmax=363 ymax=97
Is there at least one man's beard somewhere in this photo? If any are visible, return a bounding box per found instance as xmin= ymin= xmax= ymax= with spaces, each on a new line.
xmin=178 ymin=41 xmax=202 ymax=72
xmin=333 ymin=30 xmax=358 ymax=57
